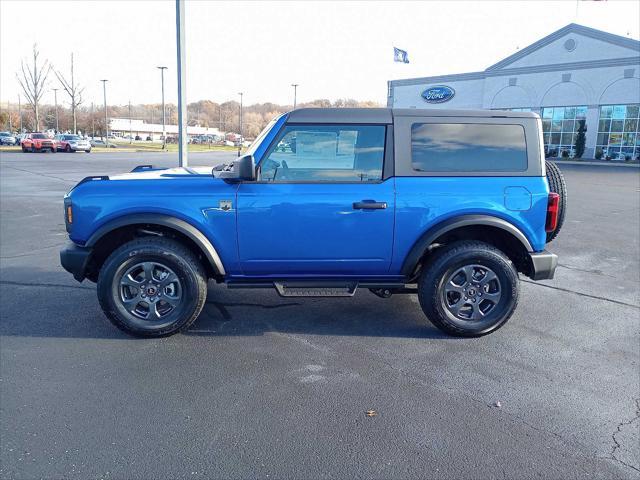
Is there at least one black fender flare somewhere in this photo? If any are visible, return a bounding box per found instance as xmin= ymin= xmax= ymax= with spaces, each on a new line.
xmin=86 ymin=214 xmax=226 ymax=275
xmin=401 ymin=214 xmax=533 ymax=277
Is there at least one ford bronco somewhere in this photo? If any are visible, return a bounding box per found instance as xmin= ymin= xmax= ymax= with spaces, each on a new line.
xmin=60 ymin=108 xmax=566 ymax=337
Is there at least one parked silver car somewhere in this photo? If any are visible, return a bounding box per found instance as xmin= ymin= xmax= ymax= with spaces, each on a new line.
xmin=0 ymin=132 xmax=17 ymax=145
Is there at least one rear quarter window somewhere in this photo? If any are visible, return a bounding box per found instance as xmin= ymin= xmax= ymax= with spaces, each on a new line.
xmin=411 ymin=123 xmax=527 ymax=172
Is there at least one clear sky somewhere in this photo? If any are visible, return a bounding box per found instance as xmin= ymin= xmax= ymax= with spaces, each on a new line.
xmin=1 ymin=0 xmax=639 ymax=107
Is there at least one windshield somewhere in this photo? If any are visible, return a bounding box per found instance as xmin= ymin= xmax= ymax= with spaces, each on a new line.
xmin=245 ymin=118 xmax=279 ymax=156
xmin=66 ymin=135 xmax=81 ymax=140
xmin=32 ymin=133 xmax=47 ymax=139
xmin=0 ymin=133 xmax=9 ymax=137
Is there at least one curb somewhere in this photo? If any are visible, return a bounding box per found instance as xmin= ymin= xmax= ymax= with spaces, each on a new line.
xmin=552 ymin=160 xmax=640 ymax=168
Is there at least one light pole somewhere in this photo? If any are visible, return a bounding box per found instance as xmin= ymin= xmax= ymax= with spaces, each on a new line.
xmin=7 ymin=101 xmax=12 ymax=131
xmin=91 ymin=102 xmax=95 ymax=138
xmin=175 ymin=0 xmax=188 ymax=166
xmin=157 ymin=66 xmax=167 ymax=148
xmin=53 ymin=88 xmax=59 ymax=132
xmin=237 ymin=92 xmax=243 ymax=157
xmin=128 ymin=100 xmax=132 ymax=144
xmin=291 ymin=83 xmax=299 ymax=109
xmin=18 ymin=95 xmax=22 ymax=133
xmin=100 ymin=79 xmax=108 ymax=147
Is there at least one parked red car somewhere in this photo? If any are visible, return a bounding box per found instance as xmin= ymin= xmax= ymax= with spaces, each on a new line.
xmin=21 ymin=133 xmax=57 ymax=153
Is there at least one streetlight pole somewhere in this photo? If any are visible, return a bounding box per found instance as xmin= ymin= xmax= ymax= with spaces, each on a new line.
xmin=18 ymin=95 xmax=22 ymax=133
xmin=100 ymin=79 xmax=108 ymax=147
xmin=175 ymin=0 xmax=188 ymax=166
xmin=237 ymin=92 xmax=243 ymax=157
xmin=157 ymin=66 xmax=167 ymax=149
xmin=128 ymin=100 xmax=132 ymax=144
xmin=91 ymin=102 xmax=95 ymax=138
xmin=53 ymin=88 xmax=59 ymax=132
xmin=291 ymin=83 xmax=299 ymax=109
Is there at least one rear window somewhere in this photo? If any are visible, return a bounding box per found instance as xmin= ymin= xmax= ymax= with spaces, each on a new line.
xmin=411 ymin=123 xmax=527 ymax=172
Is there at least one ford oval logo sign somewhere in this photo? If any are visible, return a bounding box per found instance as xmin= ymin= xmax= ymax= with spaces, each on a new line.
xmin=421 ymin=85 xmax=455 ymax=103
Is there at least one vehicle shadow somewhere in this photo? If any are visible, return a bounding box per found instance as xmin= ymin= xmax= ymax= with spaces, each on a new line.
xmin=0 ymin=266 xmax=453 ymax=340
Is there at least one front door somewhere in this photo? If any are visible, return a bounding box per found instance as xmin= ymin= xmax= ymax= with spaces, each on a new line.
xmin=237 ymin=123 xmax=394 ymax=276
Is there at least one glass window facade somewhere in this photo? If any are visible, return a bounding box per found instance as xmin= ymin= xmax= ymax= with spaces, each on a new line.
xmin=541 ymin=106 xmax=587 ymax=158
xmin=597 ymin=104 xmax=640 ymax=161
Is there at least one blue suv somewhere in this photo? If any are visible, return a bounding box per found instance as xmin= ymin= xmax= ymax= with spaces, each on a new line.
xmin=60 ymin=108 xmax=565 ymax=337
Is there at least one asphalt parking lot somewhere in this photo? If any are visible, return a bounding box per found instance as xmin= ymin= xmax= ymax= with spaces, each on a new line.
xmin=1 ymin=150 xmax=639 ymax=479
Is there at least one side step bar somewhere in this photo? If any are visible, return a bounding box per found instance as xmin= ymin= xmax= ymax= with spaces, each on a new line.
xmin=275 ymin=281 xmax=358 ymax=297
xmin=227 ymin=280 xmax=406 ymax=298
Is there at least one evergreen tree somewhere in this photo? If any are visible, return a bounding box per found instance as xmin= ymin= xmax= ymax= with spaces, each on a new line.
xmin=574 ymin=119 xmax=587 ymax=158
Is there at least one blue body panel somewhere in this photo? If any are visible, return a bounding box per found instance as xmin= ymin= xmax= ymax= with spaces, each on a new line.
xmin=391 ymin=176 xmax=549 ymax=272
xmin=236 ymin=180 xmax=395 ymax=275
xmin=68 ymin=172 xmax=242 ymax=274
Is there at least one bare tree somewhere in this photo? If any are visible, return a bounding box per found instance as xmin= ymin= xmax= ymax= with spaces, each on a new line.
xmin=16 ymin=44 xmax=50 ymax=131
xmin=55 ymin=53 xmax=84 ymax=133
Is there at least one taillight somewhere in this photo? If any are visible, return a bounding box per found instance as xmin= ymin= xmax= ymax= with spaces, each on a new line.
xmin=546 ymin=193 xmax=560 ymax=232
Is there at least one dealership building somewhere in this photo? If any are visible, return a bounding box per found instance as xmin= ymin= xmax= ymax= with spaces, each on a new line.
xmin=388 ymin=24 xmax=640 ymax=160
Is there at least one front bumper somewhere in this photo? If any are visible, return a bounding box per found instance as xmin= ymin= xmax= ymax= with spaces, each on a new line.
xmin=528 ymin=250 xmax=558 ymax=280
xmin=60 ymin=242 xmax=91 ymax=282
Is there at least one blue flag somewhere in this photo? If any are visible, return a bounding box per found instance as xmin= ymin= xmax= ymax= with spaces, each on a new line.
xmin=394 ymin=47 xmax=409 ymax=63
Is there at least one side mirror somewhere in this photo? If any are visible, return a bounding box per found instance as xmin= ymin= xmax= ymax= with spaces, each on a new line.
xmin=214 ymin=154 xmax=255 ymax=182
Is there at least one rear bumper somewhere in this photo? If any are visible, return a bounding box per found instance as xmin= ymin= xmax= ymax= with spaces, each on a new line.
xmin=60 ymin=242 xmax=91 ymax=282
xmin=528 ymin=250 xmax=558 ymax=280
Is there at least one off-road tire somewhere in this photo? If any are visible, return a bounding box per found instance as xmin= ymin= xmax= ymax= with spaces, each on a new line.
xmin=97 ymin=237 xmax=208 ymax=337
xmin=545 ymin=160 xmax=567 ymax=242
xmin=418 ymin=241 xmax=519 ymax=337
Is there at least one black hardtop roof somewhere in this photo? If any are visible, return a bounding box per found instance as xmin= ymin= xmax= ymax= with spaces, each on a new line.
xmin=286 ymin=107 xmax=539 ymax=124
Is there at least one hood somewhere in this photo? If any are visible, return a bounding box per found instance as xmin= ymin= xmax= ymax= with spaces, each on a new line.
xmin=108 ymin=166 xmax=214 ymax=181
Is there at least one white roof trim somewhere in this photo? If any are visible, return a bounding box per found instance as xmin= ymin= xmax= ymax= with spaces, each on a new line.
xmin=486 ymin=23 xmax=640 ymax=71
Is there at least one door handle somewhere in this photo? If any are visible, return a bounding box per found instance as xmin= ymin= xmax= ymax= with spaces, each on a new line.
xmin=353 ymin=200 xmax=387 ymax=210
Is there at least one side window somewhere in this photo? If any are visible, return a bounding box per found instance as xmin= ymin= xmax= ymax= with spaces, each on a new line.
xmin=411 ymin=123 xmax=528 ymax=172
xmin=260 ymin=125 xmax=386 ymax=182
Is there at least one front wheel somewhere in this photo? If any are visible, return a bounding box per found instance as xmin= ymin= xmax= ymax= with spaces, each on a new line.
xmin=418 ymin=241 xmax=519 ymax=337
xmin=97 ymin=237 xmax=208 ymax=337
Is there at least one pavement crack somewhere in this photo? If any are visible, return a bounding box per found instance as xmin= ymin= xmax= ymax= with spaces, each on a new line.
xmin=557 ymin=263 xmax=617 ymax=279
xmin=0 ymin=280 xmax=92 ymax=291
xmin=521 ymin=279 xmax=640 ymax=309
xmin=608 ymin=397 xmax=640 ymax=473
xmin=1 ymin=243 xmax=66 ymax=259
xmin=1 ymin=165 xmax=77 ymax=184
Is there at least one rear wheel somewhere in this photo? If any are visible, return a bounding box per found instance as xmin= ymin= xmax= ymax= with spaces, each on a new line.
xmin=97 ymin=237 xmax=208 ymax=337
xmin=545 ymin=160 xmax=567 ymax=242
xmin=418 ymin=241 xmax=519 ymax=337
